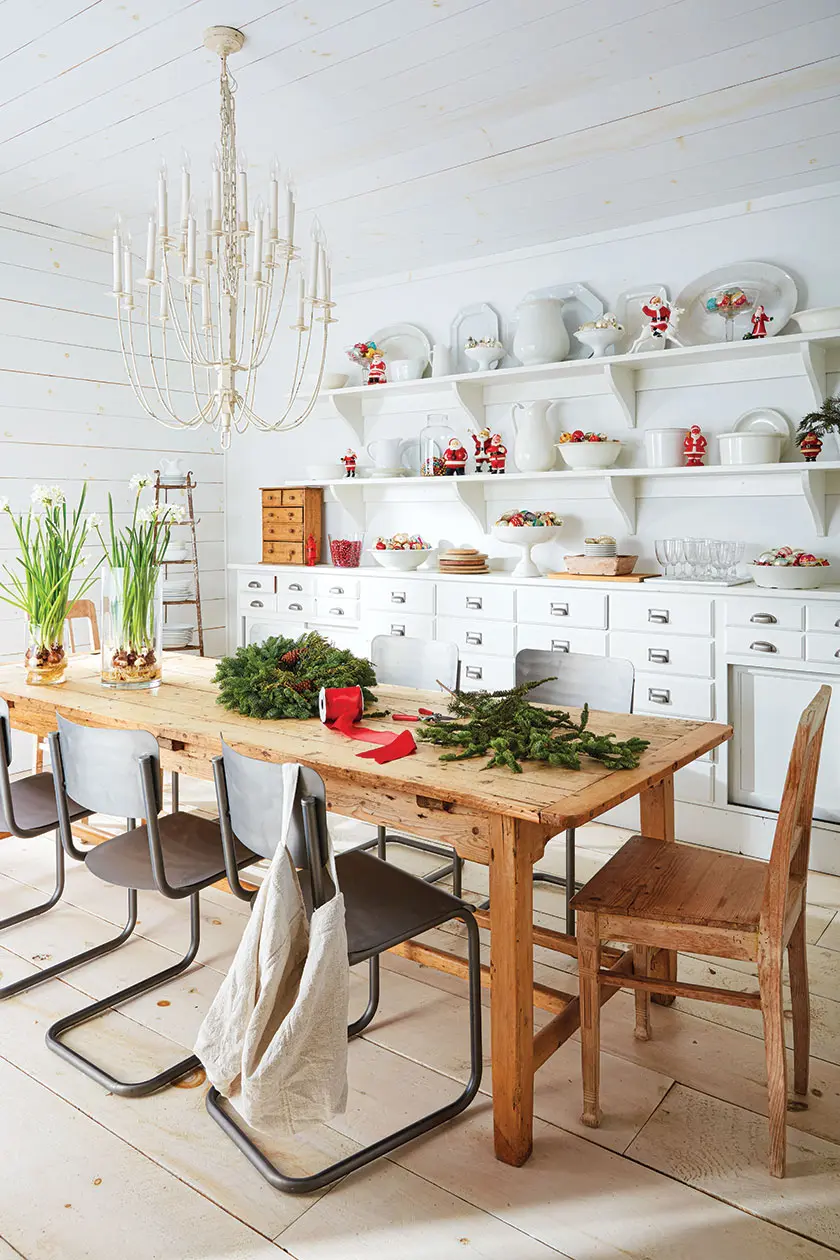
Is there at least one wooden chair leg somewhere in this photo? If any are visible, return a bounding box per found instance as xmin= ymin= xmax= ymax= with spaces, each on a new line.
xmin=632 ymin=944 xmax=652 ymax=1041
xmin=787 ymin=912 xmax=810 ymax=1101
xmin=34 ymin=734 xmax=44 ymax=774
xmin=758 ymin=949 xmax=788 ymax=1178
xmin=578 ymin=910 xmax=602 ymax=1129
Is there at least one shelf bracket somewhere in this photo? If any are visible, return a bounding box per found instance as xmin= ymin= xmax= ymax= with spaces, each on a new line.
xmin=451 ymin=477 xmax=486 ymax=531
xmin=800 ymin=468 xmax=827 ymax=537
xmin=327 ymin=482 xmax=366 ymax=531
xmin=603 ymin=362 xmax=636 ymax=427
xmin=329 ymin=392 xmax=365 ymax=443
xmin=450 ymin=379 xmax=484 ymax=431
xmin=800 ymin=342 xmax=827 ymax=409
xmin=605 ymin=473 xmax=637 ymax=534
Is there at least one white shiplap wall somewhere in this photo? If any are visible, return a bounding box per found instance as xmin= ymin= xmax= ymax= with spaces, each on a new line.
xmin=0 ymin=212 xmax=226 ymax=660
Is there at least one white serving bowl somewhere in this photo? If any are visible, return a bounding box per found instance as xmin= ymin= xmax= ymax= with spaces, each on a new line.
xmin=321 ymin=371 xmax=349 ymax=390
xmin=718 ymin=432 xmax=783 ymax=465
xmin=557 ymin=440 xmax=621 ymax=470
xmin=371 ymin=548 xmax=433 ymax=570
xmin=492 ymin=524 xmax=562 ymax=577
xmin=791 ymin=307 xmax=840 ymax=334
xmin=306 ymin=463 xmax=341 ymax=480
xmin=749 ymin=563 xmax=830 ymax=590
xmin=388 ymin=357 xmax=428 ymax=382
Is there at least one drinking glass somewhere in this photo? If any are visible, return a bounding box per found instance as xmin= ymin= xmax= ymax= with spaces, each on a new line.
xmin=654 ymin=539 xmax=670 ymax=578
xmin=664 ymin=538 xmax=684 ymax=580
xmin=726 ymin=541 xmax=745 ymax=581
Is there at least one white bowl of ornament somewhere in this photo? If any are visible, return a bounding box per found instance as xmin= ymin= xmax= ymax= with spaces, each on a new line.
xmin=371 ymin=535 xmax=434 ymax=570
xmin=492 ymin=511 xmax=563 ymax=578
xmin=574 ymin=314 xmax=623 ymax=359
xmin=464 ymin=337 xmax=504 ymax=371
xmin=557 ymin=433 xmax=622 ymax=469
xmin=749 ymin=547 xmax=831 ymax=589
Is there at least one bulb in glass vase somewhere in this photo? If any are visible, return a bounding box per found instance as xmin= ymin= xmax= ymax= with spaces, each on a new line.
xmin=101 ymin=566 xmax=163 ymax=689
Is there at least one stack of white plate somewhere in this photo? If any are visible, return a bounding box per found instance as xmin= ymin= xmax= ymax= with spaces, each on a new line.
xmin=162 ymin=622 xmax=193 ymax=650
xmin=164 ymin=544 xmax=190 ymax=561
xmin=162 ymin=577 xmax=193 ymax=602
xmin=584 ymin=538 xmax=617 ymax=558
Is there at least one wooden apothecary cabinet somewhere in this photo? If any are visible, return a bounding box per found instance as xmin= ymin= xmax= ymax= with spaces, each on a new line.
xmin=261 ymin=486 xmax=323 ymax=564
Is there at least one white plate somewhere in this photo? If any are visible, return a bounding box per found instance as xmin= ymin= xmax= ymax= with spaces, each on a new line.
xmin=518 ymin=282 xmax=604 ymax=360
xmin=675 ymin=262 xmax=798 ymax=345
xmin=449 ymin=302 xmax=502 ymax=373
xmin=614 ymin=285 xmax=670 ymax=353
xmin=733 ymin=407 xmax=791 ymax=443
xmin=372 ymin=323 xmax=432 ymax=365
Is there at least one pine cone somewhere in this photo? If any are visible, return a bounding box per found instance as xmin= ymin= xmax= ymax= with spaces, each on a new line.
xmin=280 ymin=649 xmax=301 ymax=666
xmin=288 ymin=678 xmax=312 ymax=693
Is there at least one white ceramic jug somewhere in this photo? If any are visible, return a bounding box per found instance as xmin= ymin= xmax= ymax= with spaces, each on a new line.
xmin=512 ymin=401 xmax=556 ymax=472
xmin=366 ymin=437 xmax=411 ymax=470
xmin=513 ymin=297 xmax=570 ymax=366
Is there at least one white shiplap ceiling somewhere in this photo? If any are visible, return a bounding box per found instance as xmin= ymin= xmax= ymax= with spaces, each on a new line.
xmin=1 ymin=0 xmax=839 ymax=282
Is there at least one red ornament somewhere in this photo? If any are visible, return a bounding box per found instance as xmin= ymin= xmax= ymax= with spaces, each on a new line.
xmin=305 ymin=532 xmax=318 ymax=566
xmin=683 ymin=424 xmax=707 ymax=467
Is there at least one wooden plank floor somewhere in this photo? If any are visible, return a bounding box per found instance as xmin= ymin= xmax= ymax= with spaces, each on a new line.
xmin=2 ymin=779 xmax=840 ymax=1259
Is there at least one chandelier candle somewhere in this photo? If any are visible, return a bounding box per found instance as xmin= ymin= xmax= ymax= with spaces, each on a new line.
xmin=112 ymin=24 xmax=334 ymax=449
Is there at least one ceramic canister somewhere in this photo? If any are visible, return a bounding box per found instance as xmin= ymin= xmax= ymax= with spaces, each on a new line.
xmin=644 ymin=428 xmax=687 ymax=468
xmin=513 ymin=297 xmax=570 ymax=366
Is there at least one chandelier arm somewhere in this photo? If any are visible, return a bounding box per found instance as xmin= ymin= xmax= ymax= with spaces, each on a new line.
xmin=184 ymin=283 xmax=214 ymax=371
xmin=184 ymin=293 xmax=214 ymax=415
xmin=142 ymin=287 xmax=187 ymax=422
xmin=246 ymin=251 xmax=294 ymax=371
xmin=243 ymin=308 xmax=324 ymax=433
xmin=117 ymin=305 xmax=162 ymax=422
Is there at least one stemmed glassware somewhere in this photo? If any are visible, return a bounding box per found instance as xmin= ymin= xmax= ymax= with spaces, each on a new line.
xmin=654 ymin=538 xmax=744 ymax=583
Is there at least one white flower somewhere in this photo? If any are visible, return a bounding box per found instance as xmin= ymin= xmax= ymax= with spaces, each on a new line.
xmin=136 ymin=506 xmax=153 ymax=525
xmin=86 ymin=512 xmax=102 ymax=530
xmin=166 ymin=504 xmax=187 ymax=523
xmin=31 ymin=484 xmax=65 ymax=507
xmin=129 ymin=473 xmax=153 ymax=491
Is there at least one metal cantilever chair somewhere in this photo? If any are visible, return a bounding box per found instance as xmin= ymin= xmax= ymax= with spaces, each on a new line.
xmin=357 ymin=634 xmax=463 ymax=895
xmin=45 ymin=714 xmax=257 ymax=1096
xmin=513 ymin=649 xmax=635 ymax=933
xmin=207 ymin=740 xmax=482 ymax=1194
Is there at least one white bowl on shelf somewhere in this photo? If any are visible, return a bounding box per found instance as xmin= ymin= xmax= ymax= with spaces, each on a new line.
xmin=306 ymin=463 xmax=341 ymax=480
xmin=749 ymin=563 xmax=830 ymax=589
xmin=791 ymin=307 xmax=840 ymax=334
xmin=371 ymin=548 xmax=433 ymax=571
xmin=388 ymin=357 xmax=428 ymax=382
xmin=492 ymin=524 xmax=562 ymax=578
xmin=557 ymin=440 xmax=621 ymax=470
xmin=718 ymin=432 xmax=783 ymax=465
xmin=321 ymin=372 xmax=349 ymax=390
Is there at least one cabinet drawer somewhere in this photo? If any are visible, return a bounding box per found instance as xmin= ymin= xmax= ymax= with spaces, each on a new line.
xmin=460 ymin=654 xmax=516 ymax=692
xmin=635 ymin=673 xmax=714 ymax=719
xmin=516 ymin=624 xmax=607 ymax=656
xmin=238 ymin=570 xmax=276 ymax=594
xmin=437 ymin=584 xmax=514 ymax=621
xmin=366 ymin=611 xmax=434 ymax=641
xmin=805 ymin=633 xmax=840 ymax=665
xmin=807 ymin=603 xmax=840 ymax=633
xmin=610 ymin=591 xmax=712 ymax=635
xmin=437 ymin=616 xmax=515 ymax=657
xmin=262 ymin=542 xmax=304 ymax=565
xmin=725 ymin=626 xmax=803 ymax=661
xmin=277 ymin=573 xmax=314 ymax=597
xmin=276 ymin=595 xmax=312 ymax=620
xmin=610 ymin=630 xmax=713 ymax=678
xmin=240 ymin=593 xmax=277 ymax=614
xmin=263 ymin=518 xmax=303 ymax=542
xmin=366 ymin=580 xmax=435 ymax=615
xmin=313 ymin=597 xmax=360 ymax=623
xmin=261 ymin=488 xmax=304 ymax=508
xmin=316 ymin=575 xmax=360 ymax=599
xmin=725 ymin=596 xmax=803 ymax=630
xmin=517 ymin=586 xmax=606 ymax=629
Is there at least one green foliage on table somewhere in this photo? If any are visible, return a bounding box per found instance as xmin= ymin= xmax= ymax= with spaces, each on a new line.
xmin=213 ymin=631 xmax=378 ymax=720
xmin=418 ymin=678 xmax=649 ymax=774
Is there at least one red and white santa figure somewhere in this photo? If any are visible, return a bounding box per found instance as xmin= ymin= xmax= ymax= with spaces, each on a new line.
xmin=366 ymin=357 xmax=387 ymax=385
xmin=744 ymin=304 xmax=773 ymax=340
xmin=443 ymin=436 xmax=468 ymax=476
xmin=471 ymin=427 xmax=492 ymax=473
xmin=683 ymin=425 xmax=707 ymax=467
xmin=642 ymin=295 xmax=672 ymax=338
xmin=340 ymin=448 xmax=358 ymax=478
xmin=488 ymin=434 xmax=508 ymax=474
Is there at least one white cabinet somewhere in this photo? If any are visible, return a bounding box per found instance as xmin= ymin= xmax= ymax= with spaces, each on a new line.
xmin=725 ymin=626 xmax=803 ymax=661
xmin=610 ymin=630 xmax=713 ymax=678
xmin=517 ymin=624 xmax=607 ymax=655
xmin=517 ymin=587 xmax=607 ymax=629
xmin=437 ymin=584 xmax=514 ymax=621
xmin=729 ymin=665 xmax=840 ymax=823
xmin=611 ymin=590 xmax=713 ymax=635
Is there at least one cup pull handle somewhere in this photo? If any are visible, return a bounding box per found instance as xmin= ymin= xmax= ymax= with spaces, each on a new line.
xmin=551 ymin=640 xmax=569 ymax=652
xmin=648 ymin=688 xmax=671 ymax=704
xmin=466 ymin=597 xmax=482 ymax=610
xmin=248 ymin=580 xmax=261 ymax=588
xmin=329 ymin=607 xmax=344 ymax=616
xmin=551 ymin=603 xmax=569 ymax=617
xmin=391 ymin=625 xmax=405 ymax=636
xmin=329 ymin=586 xmax=344 ymax=595
xmin=289 ymin=583 xmax=303 ymax=592
xmin=466 ymin=632 xmax=483 ymax=646
xmin=750 ymin=640 xmax=777 ymax=653
xmin=465 ymin=666 xmax=483 ymax=680
xmin=249 ymin=600 xmax=264 ymax=608
xmin=288 ymin=603 xmax=303 ymax=611
xmin=750 ymin=613 xmax=777 ymax=624
xmin=648 ymin=648 xmax=670 ymax=664
xmin=391 ymin=593 xmax=406 ymax=604
xmin=648 ymin=610 xmax=669 ymax=624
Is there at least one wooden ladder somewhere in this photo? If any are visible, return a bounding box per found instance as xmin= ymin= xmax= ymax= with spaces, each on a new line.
xmin=154 ymin=470 xmax=205 ymax=656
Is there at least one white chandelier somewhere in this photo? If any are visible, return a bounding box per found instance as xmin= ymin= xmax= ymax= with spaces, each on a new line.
xmin=111 ymin=25 xmax=334 ymax=450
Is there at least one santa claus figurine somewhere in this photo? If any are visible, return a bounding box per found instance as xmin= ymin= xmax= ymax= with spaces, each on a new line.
xmin=443 ymin=436 xmax=468 ymax=476
xmin=642 ymin=295 xmax=672 ymax=338
xmin=744 ymin=304 xmax=773 ymax=340
xmin=683 ymin=425 xmax=707 ymax=467
xmin=340 ymin=448 xmax=358 ymax=478
xmin=366 ymin=357 xmax=387 ymax=385
xmin=488 ymin=433 xmax=508 ymax=474
xmin=471 ymin=427 xmax=492 ymax=473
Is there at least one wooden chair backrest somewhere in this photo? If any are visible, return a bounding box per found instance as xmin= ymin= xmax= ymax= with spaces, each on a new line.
xmin=762 ymin=685 xmax=831 ymax=945
xmin=66 ymin=599 xmax=100 ymax=653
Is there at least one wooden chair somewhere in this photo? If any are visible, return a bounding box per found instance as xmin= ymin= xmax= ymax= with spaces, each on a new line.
xmin=572 ymin=684 xmax=830 ymax=1178
xmin=33 ymin=600 xmax=101 ymax=776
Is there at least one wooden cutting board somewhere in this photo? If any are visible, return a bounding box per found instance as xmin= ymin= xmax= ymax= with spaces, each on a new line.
xmin=547 ymin=572 xmax=660 ymax=583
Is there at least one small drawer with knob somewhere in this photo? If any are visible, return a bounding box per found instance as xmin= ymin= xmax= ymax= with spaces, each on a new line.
xmin=238 ymin=570 xmax=277 ymax=595
xmin=517 ymin=586 xmax=606 ymax=629
xmin=516 ymin=624 xmax=607 ymax=655
xmin=365 ymin=611 xmax=434 ymax=641
xmin=609 ymin=631 xmax=713 ymax=678
xmin=459 ymin=654 xmax=516 ymax=692
xmin=315 ymin=576 xmax=360 ymax=600
xmin=806 ymin=603 xmax=840 ymax=633
xmin=610 ymin=591 xmax=712 ymax=635
xmin=725 ymin=596 xmax=803 ymax=631
xmin=239 ymin=593 xmax=278 ymax=615
xmin=725 ymin=626 xmax=803 ymax=660
xmin=437 ymin=584 xmax=514 ymax=621
xmin=634 ymin=673 xmax=714 ymax=720
xmin=806 ymin=633 xmax=840 ymax=665
xmin=437 ymin=616 xmax=515 ymax=657
xmin=277 ymin=596 xmax=312 ymax=620
xmin=277 ymin=575 xmax=314 ymax=597
xmin=365 ymin=579 xmax=435 ymax=616
xmin=313 ymin=597 xmax=360 ymax=623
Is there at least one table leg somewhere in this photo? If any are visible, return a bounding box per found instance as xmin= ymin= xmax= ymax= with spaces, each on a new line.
xmin=489 ymin=815 xmax=534 ymax=1166
xmin=640 ymin=774 xmax=677 ymax=1005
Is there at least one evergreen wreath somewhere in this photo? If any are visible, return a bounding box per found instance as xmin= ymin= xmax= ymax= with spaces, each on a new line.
xmin=213 ymin=631 xmax=378 ymax=720
xmin=418 ymin=678 xmax=649 ymax=774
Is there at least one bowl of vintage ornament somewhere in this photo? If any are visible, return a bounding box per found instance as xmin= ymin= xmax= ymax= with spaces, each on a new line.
xmin=749 ymin=547 xmax=831 ymax=589
xmin=464 ymin=339 xmax=504 ymax=371
xmin=371 ymin=534 xmax=433 ymax=570
xmin=557 ymin=434 xmax=622 ymax=469
xmin=493 ymin=512 xmax=563 ymax=578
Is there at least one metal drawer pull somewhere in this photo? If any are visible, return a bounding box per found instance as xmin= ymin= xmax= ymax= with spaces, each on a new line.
xmin=466 ymin=597 xmax=482 ymax=610
xmin=247 ymin=580 xmax=261 ymax=589
xmin=249 ymin=599 xmax=264 ymax=608
xmin=390 ymin=592 xmax=406 ymax=604
xmin=329 ymin=586 xmax=344 ymax=595
xmin=551 ymin=639 xmax=570 ymax=652
xmin=648 ymin=648 xmax=670 ymax=664
xmin=329 ymin=607 xmax=344 ymax=616
xmin=551 ymin=602 xmax=569 ymax=617
xmin=648 ymin=688 xmax=671 ymax=704
xmin=289 ymin=583 xmax=302 ymax=592
xmin=288 ymin=603 xmax=303 ymax=611
xmin=835 ymin=619 xmax=840 ymax=628
xmin=466 ymin=631 xmax=483 ymax=646
xmin=835 ymin=649 xmax=840 ymax=658
xmin=390 ymin=625 xmax=405 ymax=636
xmin=648 ymin=609 xmax=669 ymax=624
xmin=750 ymin=640 xmax=777 ymax=653
xmin=750 ymin=612 xmax=777 ymax=624
xmin=465 ymin=666 xmax=483 ymax=680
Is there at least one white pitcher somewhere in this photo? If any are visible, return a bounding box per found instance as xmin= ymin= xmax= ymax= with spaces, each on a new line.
xmin=513 ymin=296 xmax=570 ymax=366
xmin=365 ymin=437 xmax=411 ymax=470
xmin=512 ymin=401 xmax=556 ymax=472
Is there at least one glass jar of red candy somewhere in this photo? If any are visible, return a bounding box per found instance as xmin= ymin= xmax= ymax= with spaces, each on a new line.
xmin=329 ymin=537 xmax=362 ymax=567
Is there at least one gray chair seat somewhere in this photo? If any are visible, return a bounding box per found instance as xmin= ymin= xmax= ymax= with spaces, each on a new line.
xmin=0 ymin=772 xmax=87 ymax=834
xmin=85 ymin=811 xmax=253 ymax=892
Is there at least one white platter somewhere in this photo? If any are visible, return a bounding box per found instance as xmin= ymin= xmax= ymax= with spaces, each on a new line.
xmin=372 ymin=323 xmax=432 ymax=365
xmin=518 ymin=282 xmax=604 ymax=360
xmin=614 ymin=285 xmax=670 ymax=353
xmin=449 ymin=302 xmax=502 ymax=373
xmin=733 ymin=407 xmax=791 ymax=443
xmin=675 ymin=262 xmax=798 ymax=345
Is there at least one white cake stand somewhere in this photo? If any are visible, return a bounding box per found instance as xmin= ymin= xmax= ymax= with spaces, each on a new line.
xmin=492 ymin=524 xmax=563 ymax=578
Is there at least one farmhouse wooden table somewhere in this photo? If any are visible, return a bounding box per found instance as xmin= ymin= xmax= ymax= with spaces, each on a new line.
xmin=0 ymin=654 xmax=731 ymax=1167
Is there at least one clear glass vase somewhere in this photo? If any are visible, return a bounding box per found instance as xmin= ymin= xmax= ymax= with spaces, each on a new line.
xmin=101 ymin=565 xmax=163 ymax=690
xmin=25 ymin=624 xmax=67 ymax=685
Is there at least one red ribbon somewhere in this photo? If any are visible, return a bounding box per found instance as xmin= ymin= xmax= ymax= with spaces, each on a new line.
xmin=319 ymin=686 xmax=416 ymax=763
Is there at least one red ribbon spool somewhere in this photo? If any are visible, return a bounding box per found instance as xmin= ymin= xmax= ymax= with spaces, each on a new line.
xmin=319 ymin=686 xmax=416 ymax=763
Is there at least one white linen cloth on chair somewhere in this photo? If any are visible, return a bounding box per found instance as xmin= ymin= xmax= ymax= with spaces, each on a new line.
xmin=195 ymin=763 xmax=350 ymax=1135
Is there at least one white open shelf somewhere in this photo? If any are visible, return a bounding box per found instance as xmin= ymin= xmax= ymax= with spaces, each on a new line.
xmin=324 ymin=328 xmax=840 ymax=438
